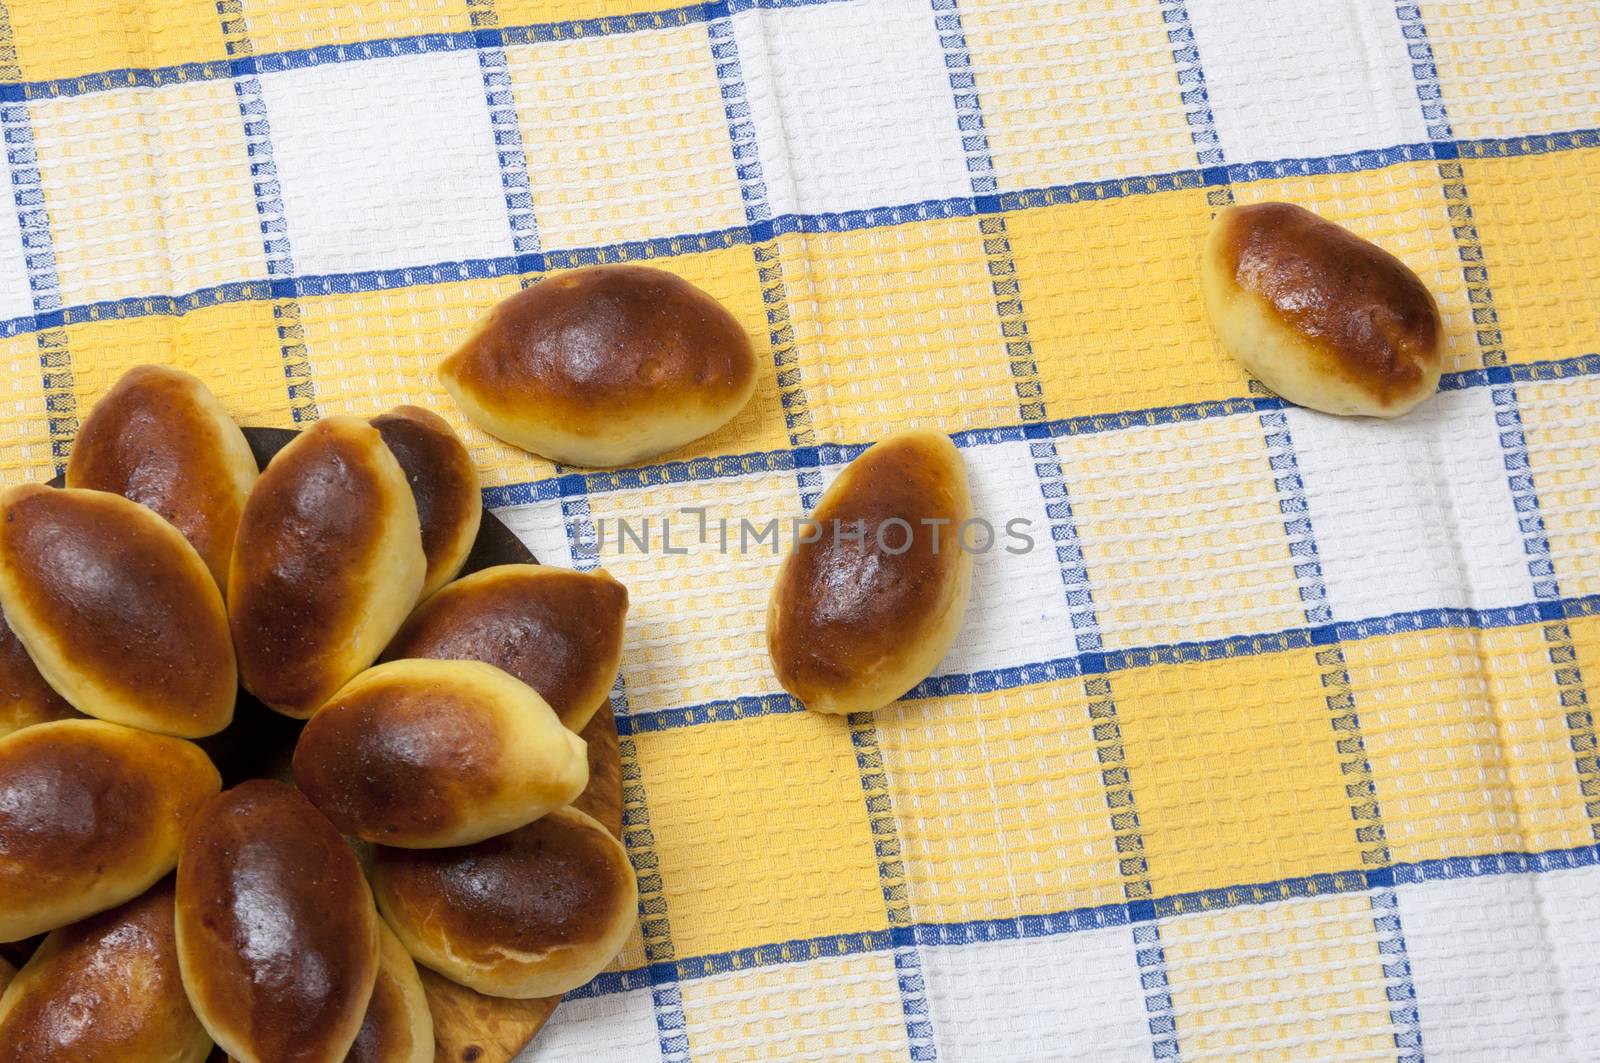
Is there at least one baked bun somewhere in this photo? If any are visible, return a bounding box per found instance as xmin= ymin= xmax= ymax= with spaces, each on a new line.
xmin=176 ymin=780 xmax=379 ymax=1063
xmin=767 ymin=430 xmax=973 ymax=715
xmin=370 ymin=405 xmax=481 ymax=598
xmin=0 ymin=604 xmax=79 ymax=737
xmin=65 ymin=364 xmax=258 ymax=591
xmin=372 ymin=805 xmax=637 ymax=998
xmin=344 ymin=921 xmax=433 ymax=1063
xmin=441 ymin=265 xmax=757 ymax=468
xmin=0 ymin=719 xmax=220 ymax=941
xmin=0 ymin=484 xmax=236 ymax=737
xmin=293 ymin=659 xmax=588 ymax=848
xmin=228 ymin=416 xmax=426 ymax=718
xmin=1201 ymin=201 xmax=1444 ymax=418
xmin=0 ymin=879 xmax=211 ymax=1063
xmin=385 ymin=564 xmax=627 ymax=732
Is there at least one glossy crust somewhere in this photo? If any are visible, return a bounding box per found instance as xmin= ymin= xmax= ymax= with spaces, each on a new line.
xmin=0 ymin=484 xmax=236 ymax=737
xmin=0 ymin=880 xmax=212 ymax=1063
xmin=293 ymin=659 xmax=588 ymax=848
xmin=228 ymin=416 xmax=426 ymax=718
xmin=0 ymin=604 xmax=79 ymax=737
xmin=767 ymin=430 xmax=973 ymax=715
xmin=1201 ymin=202 xmax=1444 ymax=417
xmin=0 ymin=720 xmax=220 ymax=941
xmin=370 ymin=405 xmax=482 ymax=598
xmin=440 ymin=265 xmax=757 ymax=468
xmin=344 ymin=921 xmax=433 ymax=1063
xmin=372 ymin=806 xmax=638 ymax=999
xmin=385 ymin=564 xmax=628 ymax=732
xmin=175 ymin=780 xmax=379 ymax=1063
xmin=65 ymin=364 xmax=258 ymax=592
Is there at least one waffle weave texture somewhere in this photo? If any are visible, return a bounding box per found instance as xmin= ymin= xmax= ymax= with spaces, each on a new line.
xmin=0 ymin=0 xmax=1597 ymax=1059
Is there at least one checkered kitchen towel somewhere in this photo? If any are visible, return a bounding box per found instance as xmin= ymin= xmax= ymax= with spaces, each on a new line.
xmin=1 ymin=0 xmax=1597 ymax=1058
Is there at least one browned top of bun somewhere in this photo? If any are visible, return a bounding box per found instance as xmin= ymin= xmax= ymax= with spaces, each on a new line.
xmin=444 ymin=266 xmax=754 ymax=418
xmin=370 ymin=405 xmax=478 ymax=579
xmin=373 ymin=810 xmax=631 ymax=957
xmin=177 ymin=780 xmax=377 ymax=1063
xmin=1215 ymin=202 xmax=1442 ymax=406
xmin=0 ymin=880 xmax=203 ymax=1059
xmin=385 ymin=565 xmax=627 ymax=730
xmin=64 ymin=365 xmax=249 ymax=586
xmin=0 ymin=485 xmax=235 ymax=729
xmin=345 ymin=968 xmax=407 ymax=1063
xmin=770 ymin=432 xmax=967 ymax=700
xmin=0 ymin=605 xmax=76 ymax=731
xmin=229 ymin=418 xmax=413 ymax=713
xmin=292 ymin=674 xmax=503 ymax=840
xmin=0 ymin=721 xmax=217 ymax=907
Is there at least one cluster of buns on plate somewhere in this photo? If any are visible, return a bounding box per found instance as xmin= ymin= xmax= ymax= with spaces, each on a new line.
xmin=0 ymin=366 xmax=635 ymax=1062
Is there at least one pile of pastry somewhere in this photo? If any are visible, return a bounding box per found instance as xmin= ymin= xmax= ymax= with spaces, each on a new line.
xmin=0 ymin=368 xmax=635 ymax=1062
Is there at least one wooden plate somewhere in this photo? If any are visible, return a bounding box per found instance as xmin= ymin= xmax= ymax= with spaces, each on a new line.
xmin=48 ymin=426 xmax=618 ymax=1063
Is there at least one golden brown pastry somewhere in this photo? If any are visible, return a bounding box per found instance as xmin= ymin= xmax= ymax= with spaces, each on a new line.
xmin=370 ymin=405 xmax=482 ymax=598
xmin=0 ymin=719 xmax=220 ymax=941
xmin=371 ymin=806 xmax=637 ymax=998
xmin=767 ymin=430 xmax=973 ymax=715
xmin=1200 ymin=201 xmax=1444 ymax=417
xmin=228 ymin=416 xmax=425 ymax=718
xmin=441 ymin=265 xmax=757 ymax=467
xmin=175 ymin=780 xmax=379 ymax=1063
xmin=0 ymin=880 xmax=211 ymax=1062
xmin=385 ymin=564 xmax=627 ymax=733
xmin=293 ymin=659 xmax=588 ymax=848
xmin=65 ymin=364 xmax=258 ymax=592
xmin=0 ymin=484 xmax=236 ymax=737
xmin=0 ymin=604 xmax=79 ymax=738
xmin=344 ymin=922 xmax=433 ymax=1063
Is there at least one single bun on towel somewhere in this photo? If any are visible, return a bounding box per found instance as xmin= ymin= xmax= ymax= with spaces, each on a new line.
xmin=344 ymin=922 xmax=433 ymax=1063
xmin=293 ymin=659 xmax=588 ymax=848
xmin=0 ymin=880 xmax=211 ymax=1063
xmin=228 ymin=416 xmax=426 ymax=718
xmin=440 ymin=265 xmax=757 ymax=468
xmin=65 ymin=364 xmax=258 ymax=591
xmin=0 ymin=719 xmax=220 ymax=941
xmin=0 ymin=484 xmax=236 ymax=738
xmin=1201 ymin=201 xmax=1444 ymax=418
xmin=175 ymin=780 xmax=379 ymax=1063
xmin=0 ymin=605 xmax=79 ymax=738
xmin=370 ymin=405 xmax=481 ymax=598
xmin=767 ymin=430 xmax=973 ymax=715
xmin=371 ymin=806 xmax=637 ymax=998
xmin=385 ymin=564 xmax=627 ymax=733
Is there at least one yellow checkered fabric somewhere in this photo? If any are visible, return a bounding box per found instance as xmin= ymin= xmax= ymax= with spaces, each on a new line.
xmin=1 ymin=0 xmax=1597 ymax=1059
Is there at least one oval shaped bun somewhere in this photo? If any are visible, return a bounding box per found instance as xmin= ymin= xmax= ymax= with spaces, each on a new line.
xmin=0 ymin=719 xmax=220 ymax=941
xmin=370 ymin=405 xmax=481 ymax=598
xmin=440 ymin=265 xmax=757 ymax=468
xmin=385 ymin=564 xmax=627 ymax=733
xmin=229 ymin=416 xmax=426 ymax=718
xmin=0 ymin=879 xmax=211 ymax=1063
xmin=0 ymin=605 xmax=80 ymax=738
xmin=1201 ymin=202 xmax=1444 ymax=418
xmin=345 ymin=921 xmax=433 ymax=1063
xmin=767 ymin=430 xmax=973 ymax=715
xmin=65 ymin=364 xmax=258 ymax=591
xmin=0 ymin=484 xmax=236 ymax=737
xmin=372 ymin=805 xmax=637 ymax=998
xmin=176 ymin=780 xmax=379 ymax=1063
xmin=294 ymin=658 xmax=588 ymax=848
